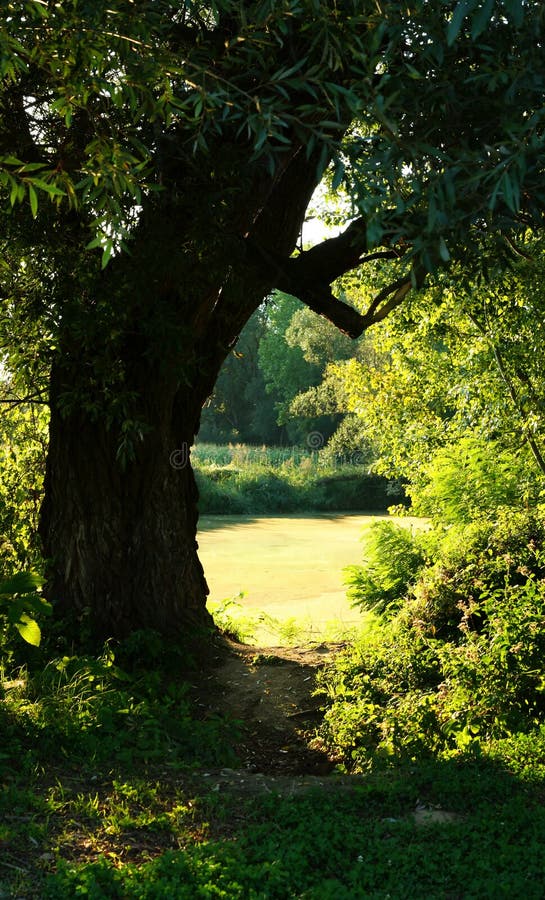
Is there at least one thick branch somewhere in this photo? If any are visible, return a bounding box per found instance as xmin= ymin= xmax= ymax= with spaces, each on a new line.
xmin=286 ymin=218 xmax=374 ymax=283
xmin=251 ymin=218 xmax=412 ymax=338
xmin=294 ymin=289 xmax=368 ymax=338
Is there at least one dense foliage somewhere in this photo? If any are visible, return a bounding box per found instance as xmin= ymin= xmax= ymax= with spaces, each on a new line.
xmin=199 ymin=292 xmax=352 ymax=446
xmin=317 ymin=437 xmax=545 ymax=769
xmin=193 ymin=442 xmax=400 ymax=514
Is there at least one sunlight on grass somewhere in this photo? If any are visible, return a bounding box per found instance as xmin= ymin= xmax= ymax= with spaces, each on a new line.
xmin=207 ymin=594 xmax=365 ymax=646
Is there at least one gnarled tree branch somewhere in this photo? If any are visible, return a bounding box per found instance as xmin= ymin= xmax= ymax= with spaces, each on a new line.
xmin=250 ymin=218 xmax=417 ymax=338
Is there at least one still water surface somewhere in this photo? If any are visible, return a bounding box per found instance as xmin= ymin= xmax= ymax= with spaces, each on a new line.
xmin=198 ymin=513 xmax=423 ymax=638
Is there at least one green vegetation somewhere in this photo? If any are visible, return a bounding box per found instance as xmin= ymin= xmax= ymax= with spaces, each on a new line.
xmin=2 ymin=622 xmax=545 ymax=899
xmin=317 ymin=440 xmax=545 ymax=770
xmin=37 ymin=777 xmax=545 ymax=899
xmin=194 ymin=443 xmax=399 ymax=514
xmin=0 ymin=392 xmax=47 ymax=580
xmin=4 ymin=664 xmax=545 ymax=898
xmin=344 ymin=520 xmax=427 ymax=616
xmin=199 ymin=293 xmax=352 ymax=447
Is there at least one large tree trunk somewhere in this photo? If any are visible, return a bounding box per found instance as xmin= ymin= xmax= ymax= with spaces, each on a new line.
xmin=39 ymin=356 xmax=214 ymax=643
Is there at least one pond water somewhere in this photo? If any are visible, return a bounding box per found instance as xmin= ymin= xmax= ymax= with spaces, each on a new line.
xmin=197 ymin=513 xmax=423 ymax=641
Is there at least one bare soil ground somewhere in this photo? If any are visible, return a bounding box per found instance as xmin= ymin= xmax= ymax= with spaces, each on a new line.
xmin=186 ymin=637 xmax=367 ymax=797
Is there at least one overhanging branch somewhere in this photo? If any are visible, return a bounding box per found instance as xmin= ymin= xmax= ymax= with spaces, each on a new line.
xmin=253 ymin=217 xmax=416 ymax=338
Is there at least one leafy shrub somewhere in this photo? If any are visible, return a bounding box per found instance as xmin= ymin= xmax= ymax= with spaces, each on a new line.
xmin=409 ymin=434 xmax=538 ymax=525
xmin=318 ymin=507 xmax=545 ymax=769
xmin=0 ymin=398 xmax=47 ymax=578
xmin=405 ymin=507 xmax=545 ymax=640
xmin=315 ymin=472 xmax=403 ymax=511
xmin=320 ymin=413 xmax=375 ymax=465
xmin=345 ymin=520 xmax=427 ymax=615
xmin=194 ymin=469 xmax=250 ymax=514
xmin=0 ymin=398 xmax=49 ymax=663
xmin=316 ymin=616 xmax=442 ymax=767
xmin=195 ymin=459 xmax=395 ymax=514
xmin=208 ymin=595 xmax=260 ymax=643
xmin=436 ymin=573 xmax=545 ymax=743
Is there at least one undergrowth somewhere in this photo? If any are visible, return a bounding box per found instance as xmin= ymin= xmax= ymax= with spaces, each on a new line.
xmin=317 ymin=502 xmax=545 ymax=770
xmin=208 ymin=594 xmax=356 ymax=646
xmin=193 ymin=443 xmax=402 ymax=513
xmin=0 ymin=635 xmax=240 ymax=777
xmin=5 ymin=751 xmax=545 ymax=898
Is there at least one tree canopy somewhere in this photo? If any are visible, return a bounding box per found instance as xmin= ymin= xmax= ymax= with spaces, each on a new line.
xmin=3 ymin=1 xmax=545 ymax=327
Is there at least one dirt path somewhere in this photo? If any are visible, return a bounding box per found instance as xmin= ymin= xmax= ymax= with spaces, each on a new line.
xmin=188 ymin=638 xmax=353 ymax=795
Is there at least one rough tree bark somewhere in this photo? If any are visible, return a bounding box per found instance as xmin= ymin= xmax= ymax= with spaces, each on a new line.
xmin=40 ymin=359 xmax=213 ymax=640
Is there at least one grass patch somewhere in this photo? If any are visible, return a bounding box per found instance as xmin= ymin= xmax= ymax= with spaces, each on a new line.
xmin=0 ymin=660 xmax=238 ymax=776
xmin=193 ymin=443 xmax=402 ymax=514
xmin=4 ymin=753 xmax=545 ymax=898
xmin=3 ymin=629 xmax=545 ymax=896
xmin=208 ymin=595 xmax=358 ymax=647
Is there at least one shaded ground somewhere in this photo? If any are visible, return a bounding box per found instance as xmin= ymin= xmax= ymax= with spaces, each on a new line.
xmin=192 ymin=639 xmax=338 ymax=767
xmin=0 ymin=640 xmax=472 ymax=897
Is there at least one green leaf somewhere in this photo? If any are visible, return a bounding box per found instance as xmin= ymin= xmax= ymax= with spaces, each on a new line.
xmin=28 ymin=183 xmax=38 ymax=218
xmin=447 ymin=0 xmax=478 ymax=46
xmin=20 ymin=162 xmax=47 ymax=172
xmin=502 ymin=0 xmax=524 ymax=27
xmin=29 ymin=178 xmax=65 ymax=197
xmin=0 ymin=572 xmax=44 ymax=595
xmin=101 ymin=240 xmax=113 ymax=268
xmin=253 ymin=128 xmax=268 ymax=152
xmin=9 ymin=178 xmax=18 ymax=206
xmin=439 ymin=236 xmax=450 ymax=261
xmin=331 ymin=158 xmax=345 ymax=191
xmin=15 ymin=614 xmax=41 ymax=647
xmin=470 ymin=0 xmax=495 ymax=39
xmin=85 ymin=236 xmax=104 ymax=250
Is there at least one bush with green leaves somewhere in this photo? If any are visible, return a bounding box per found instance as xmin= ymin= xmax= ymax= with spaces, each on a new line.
xmin=434 ymin=573 xmax=545 ymax=748
xmin=318 ymin=506 xmax=545 ymax=769
xmin=0 ymin=395 xmax=49 ymax=662
xmin=344 ymin=520 xmax=428 ymax=615
xmin=408 ymin=434 xmax=540 ymax=525
xmin=405 ymin=507 xmax=545 ymax=641
xmin=316 ymin=615 xmax=443 ymax=767
xmin=0 ymin=397 xmax=48 ymax=578
xmin=194 ymin=448 xmax=395 ymax=514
